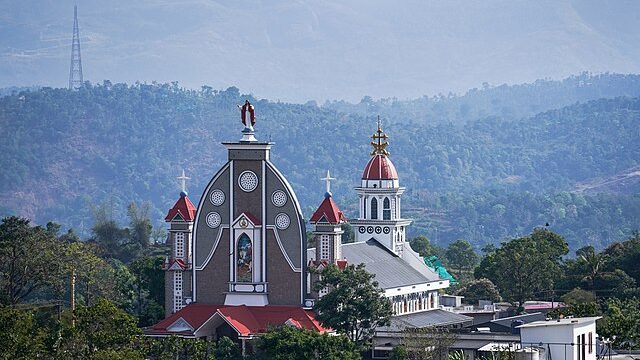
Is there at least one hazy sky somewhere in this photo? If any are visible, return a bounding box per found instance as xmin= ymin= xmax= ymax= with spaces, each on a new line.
xmin=1 ymin=0 xmax=639 ymax=102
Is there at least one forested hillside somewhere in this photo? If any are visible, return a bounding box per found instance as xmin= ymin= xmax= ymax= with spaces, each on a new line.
xmin=0 ymin=74 xmax=638 ymax=250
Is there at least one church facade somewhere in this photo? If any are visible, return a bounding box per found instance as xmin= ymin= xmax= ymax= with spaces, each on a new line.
xmin=147 ymin=102 xmax=469 ymax=346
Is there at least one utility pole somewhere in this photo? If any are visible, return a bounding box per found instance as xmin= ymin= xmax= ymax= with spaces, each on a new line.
xmin=69 ymin=5 xmax=83 ymax=90
xmin=70 ymin=268 xmax=76 ymax=326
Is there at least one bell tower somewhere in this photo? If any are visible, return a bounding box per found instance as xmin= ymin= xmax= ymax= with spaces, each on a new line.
xmin=350 ymin=120 xmax=411 ymax=255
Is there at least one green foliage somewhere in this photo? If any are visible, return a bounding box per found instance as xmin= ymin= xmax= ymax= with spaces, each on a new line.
xmin=143 ymin=335 xmax=212 ymax=360
xmin=409 ymin=235 xmax=438 ymax=257
xmin=214 ymin=336 xmax=242 ymax=360
xmin=1 ymin=81 xmax=639 ymax=251
xmin=256 ymin=326 xmax=360 ymax=360
xmin=598 ymin=297 xmax=640 ymax=349
xmin=129 ymin=255 xmax=165 ymax=326
xmin=445 ymin=239 xmax=478 ymax=276
xmin=313 ymin=263 xmax=392 ymax=348
xmin=475 ymin=228 xmax=569 ymax=307
xmin=399 ymin=326 xmax=457 ymax=360
xmin=66 ymin=298 xmax=142 ymax=357
xmin=456 ymin=278 xmax=502 ymax=305
xmin=0 ymin=216 xmax=66 ymax=304
xmin=561 ymin=288 xmax=596 ymax=305
xmin=0 ymin=305 xmax=47 ymax=359
xmin=341 ymin=223 xmax=355 ymax=244
xmin=389 ymin=345 xmax=408 ymax=360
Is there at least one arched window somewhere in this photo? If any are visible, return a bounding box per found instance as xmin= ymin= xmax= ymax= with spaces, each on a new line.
xmin=371 ymin=198 xmax=378 ymax=219
xmin=383 ymin=197 xmax=391 ymax=220
xmin=236 ymin=234 xmax=252 ymax=282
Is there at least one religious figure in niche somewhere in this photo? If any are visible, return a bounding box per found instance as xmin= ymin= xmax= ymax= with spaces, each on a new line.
xmin=237 ymin=234 xmax=252 ymax=282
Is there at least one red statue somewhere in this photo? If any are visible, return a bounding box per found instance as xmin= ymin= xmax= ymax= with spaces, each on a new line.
xmin=239 ymin=100 xmax=256 ymax=127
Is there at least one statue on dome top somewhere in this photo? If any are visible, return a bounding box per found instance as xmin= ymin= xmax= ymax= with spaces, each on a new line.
xmin=239 ymin=100 xmax=256 ymax=128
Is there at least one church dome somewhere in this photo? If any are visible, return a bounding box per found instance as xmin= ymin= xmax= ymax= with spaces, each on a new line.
xmin=362 ymin=154 xmax=398 ymax=180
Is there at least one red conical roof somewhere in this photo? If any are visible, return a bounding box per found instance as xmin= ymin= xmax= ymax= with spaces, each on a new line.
xmin=362 ymin=154 xmax=398 ymax=180
xmin=165 ymin=192 xmax=197 ymax=222
xmin=310 ymin=195 xmax=346 ymax=224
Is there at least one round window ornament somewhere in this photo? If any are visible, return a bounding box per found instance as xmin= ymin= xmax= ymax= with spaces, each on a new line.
xmin=210 ymin=189 xmax=225 ymax=206
xmin=358 ymin=226 xmax=366 ymax=234
xmin=367 ymin=226 xmax=374 ymax=234
xmin=272 ymin=190 xmax=288 ymax=207
xmin=383 ymin=227 xmax=391 ymax=234
xmin=238 ymin=171 xmax=259 ymax=192
xmin=206 ymin=212 xmax=221 ymax=228
xmin=275 ymin=213 xmax=291 ymax=230
xmin=375 ymin=226 xmax=382 ymax=234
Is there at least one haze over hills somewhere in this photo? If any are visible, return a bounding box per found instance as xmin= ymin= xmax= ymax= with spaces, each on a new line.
xmin=1 ymin=0 xmax=640 ymax=102
xmin=0 ymin=74 xmax=638 ymax=251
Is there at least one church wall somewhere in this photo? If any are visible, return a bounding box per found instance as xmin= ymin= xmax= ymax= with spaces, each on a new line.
xmin=164 ymin=270 xmax=173 ymax=318
xmin=196 ymin=228 xmax=231 ymax=304
xmin=265 ymin=167 xmax=302 ymax=267
xmin=194 ymin=165 xmax=230 ymax=268
xmin=266 ymin=229 xmax=302 ymax=305
xmin=232 ymin=160 xmax=263 ymax=220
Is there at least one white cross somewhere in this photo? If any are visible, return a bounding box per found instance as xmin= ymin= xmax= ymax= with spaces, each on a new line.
xmin=177 ymin=169 xmax=190 ymax=192
xmin=321 ymin=170 xmax=336 ymax=194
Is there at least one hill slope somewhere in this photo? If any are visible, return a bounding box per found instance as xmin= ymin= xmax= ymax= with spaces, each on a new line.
xmin=0 ymin=79 xmax=638 ymax=249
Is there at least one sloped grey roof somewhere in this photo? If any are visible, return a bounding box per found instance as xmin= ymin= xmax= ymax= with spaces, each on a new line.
xmin=340 ymin=239 xmax=441 ymax=289
xmin=491 ymin=312 xmax=545 ymax=328
xmin=378 ymin=309 xmax=473 ymax=331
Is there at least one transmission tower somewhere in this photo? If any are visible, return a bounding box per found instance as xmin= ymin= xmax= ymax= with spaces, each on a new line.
xmin=68 ymin=5 xmax=83 ymax=90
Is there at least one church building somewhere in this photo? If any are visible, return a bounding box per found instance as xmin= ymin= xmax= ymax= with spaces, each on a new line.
xmin=146 ymin=102 xmax=470 ymax=349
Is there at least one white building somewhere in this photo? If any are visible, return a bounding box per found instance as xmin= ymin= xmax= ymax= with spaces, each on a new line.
xmin=518 ymin=317 xmax=601 ymax=360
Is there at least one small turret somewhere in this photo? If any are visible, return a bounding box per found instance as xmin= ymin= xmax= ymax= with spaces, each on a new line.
xmin=164 ymin=170 xmax=196 ymax=315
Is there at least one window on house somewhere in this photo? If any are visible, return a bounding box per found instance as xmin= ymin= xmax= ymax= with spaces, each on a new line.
xmin=383 ymin=197 xmax=391 ymax=220
xmin=588 ymin=332 xmax=593 ymax=354
xmin=582 ymin=334 xmax=586 ymax=360
xmin=371 ymin=198 xmax=378 ymax=219
xmin=175 ymin=232 xmax=185 ymax=258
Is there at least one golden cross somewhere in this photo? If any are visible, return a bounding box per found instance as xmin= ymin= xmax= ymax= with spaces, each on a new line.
xmin=370 ymin=116 xmax=389 ymax=156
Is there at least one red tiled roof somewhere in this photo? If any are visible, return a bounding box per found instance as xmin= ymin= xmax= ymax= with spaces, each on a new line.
xmin=165 ymin=194 xmax=197 ymax=222
xmin=151 ymin=303 xmax=223 ymax=332
xmin=310 ymin=195 xmax=346 ymax=224
xmin=336 ymin=259 xmax=348 ymax=270
xmin=362 ymin=154 xmax=398 ymax=180
xmin=147 ymin=304 xmax=328 ymax=337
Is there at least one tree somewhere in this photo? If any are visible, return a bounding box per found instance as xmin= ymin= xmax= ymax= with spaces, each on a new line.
xmin=58 ymin=298 xmax=142 ymax=359
xmin=576 ymin=246 xmax=606 ymax=297
xmin=456 ymin=278 xmax=501 ymax=305
xmin=0 ymin=216 xmax=66 ymax=305
xmin=598 ymin=297 xmax=640 ymax=349
xmin=314 ymin=263 xmax=392 ymax=348
xmin=129 ymin=256 xmax=165 ymax=326
xmin=256 ymin=326 xmax=360 ymax=360
xmin=399 ymin=327 xmax=457 ymax=360
xmin=445 ymin=239 xmax=478 ymax=277
xmin=0 ymin=305 xmax=47 ymax=358
xmin=127 ymin=202 xmax=152 ymax=249
xmin=561 ymin=288 xmax=595 ymax=305
xmin=409 ymin=236 xmax=437 ymax=257
xmin=341 ymin=223 xmax=355 ymax=244
xmin=215 ymin=336 xmax=243 ymax=360
xmin=475 ymin=228 xmax=568 ymax=308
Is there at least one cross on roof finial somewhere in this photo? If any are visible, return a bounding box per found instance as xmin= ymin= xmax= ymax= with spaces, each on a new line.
xmin=321 ymin=170 xmax=336 ymax=195
xmin=177 ymin=169 xmax=190 ymax=193
xmin=371 ymin=116 xmax=389 ymax=156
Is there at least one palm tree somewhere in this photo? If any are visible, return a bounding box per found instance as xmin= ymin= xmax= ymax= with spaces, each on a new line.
xmin=577 ymin=246 xmax=606 ymax=298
